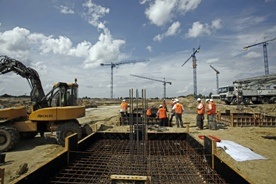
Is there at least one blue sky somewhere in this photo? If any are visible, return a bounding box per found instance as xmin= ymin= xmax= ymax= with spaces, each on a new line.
xmin=0 ymin=0 xmax=276 ymax=98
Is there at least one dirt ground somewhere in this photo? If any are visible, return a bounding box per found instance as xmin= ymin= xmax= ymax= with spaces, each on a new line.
xmin=1 ymin=98 xmax=276 ymax=184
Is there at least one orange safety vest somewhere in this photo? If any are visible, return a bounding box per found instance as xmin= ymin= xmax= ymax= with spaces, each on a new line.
xmin=174 ymin=103 xmax=184 ymax=114
xmin=121 ymin=102 xmax=128 ymax=111
xmin=197 ymin=103 xmax=205 ymax=115
xmin=158 ymin=108 xmax=167 ymax=119
xmin=206 ymin=103 xmax=212 ymax=115
xmin=146 ymin=108 xmax=152 ymax=116
xmin=211 ymin=102 xmax=216 ymax=114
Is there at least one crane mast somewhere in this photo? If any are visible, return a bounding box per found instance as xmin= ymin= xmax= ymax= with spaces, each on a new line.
xmin=100 ymin=59 xmax=149 ymax=98
xmin=209 ymin=65 xmax=220 ymax=94
xmin=130 ymin=74 xmax=172 ymax=99
xmin=182 ymin=46 xmax=200 ymax=99
xmin=243 ymin=37 xmax=276 ymax=75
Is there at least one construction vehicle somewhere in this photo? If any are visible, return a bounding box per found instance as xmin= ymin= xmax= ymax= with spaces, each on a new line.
xmin=219 ymin=74 xmax=276 ymax=105
xmin=0 ymin=56 xmax=92 ymax=152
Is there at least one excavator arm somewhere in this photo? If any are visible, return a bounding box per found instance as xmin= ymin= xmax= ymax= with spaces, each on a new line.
xmin=0 ymin=55 xmax=48 ymax=109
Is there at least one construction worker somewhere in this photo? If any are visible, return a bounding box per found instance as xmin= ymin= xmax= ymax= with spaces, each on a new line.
xmin=146 ymin=107 xmax=152 ymax=116
xmin=196 ymin=98 xmax=205 ymax=130
xmin=169 ymin=99 xmax=175 ymax=126
xmin=156 ymin=105 xmax=167 ymax=127
xmin=172 ymin=99 xmax=184 ymax=128
xmin=120 ymin=99 xmax=128 ymax=125
xmin=205 ymin=99 xmax=212 ymax=129
xmin=210 ymin=99 xmax=217 ymax=130
xmin=146 ymin=106 xmax=153 ymax=125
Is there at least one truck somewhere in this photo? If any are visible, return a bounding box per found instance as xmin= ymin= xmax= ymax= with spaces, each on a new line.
xmin=218 ymin=74 xmax=276 ymax=105
xmin=0 ymin=55 xmax=92 ymax=152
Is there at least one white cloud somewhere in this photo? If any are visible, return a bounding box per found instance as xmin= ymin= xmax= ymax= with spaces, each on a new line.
xmin=206 ymin=58 xmax=219 ymax=64
xmin=211 ymin=19 xmax=222 ymax=29
xmin=0 ymin=25 xmax=125 ymax=70
xmin=234 ymin=16 xmax=267 ymax=31
xmin=177 ymin=0 xmax=201 ymax=13
xmin=186 ymin=21 xmax=210 ymax=38
xmin=40 ymin=36 xmax=72 ymax=55
xmin=146 ymin=45 xmax=152 ymax=52
xmin=69 ymin=41 xmax=91 ymax=58
xmin=145 ymin=0 xmax=177 ymax=26
xmin=140 ymin=0 xmax=149 ymax=4
xmin=82 ymin=0 xmax=110 ymax=27
xmin=154 ymin=21 xmax=181 ymax=41
xmin=243 ymin=51 xmax=262 ymax=59
xmin=84 ymin=24 xmax=126 ymax=68
xmin=0 ymin=27 xmax=31 ymax=58
xmin=145 ymin=0 xmax=201 ymax=27
xmin=186 ymin=19 xmax=222 ymax=38
xmin=166 ymin=21 xmax=181 ymax=36
xmin=59 ymin=5 xmax=74 ymax=14
xmin=153 ymin=34 xmax=162 ymax=42
xmin=30 ymin=61 xmax=48 ymax=75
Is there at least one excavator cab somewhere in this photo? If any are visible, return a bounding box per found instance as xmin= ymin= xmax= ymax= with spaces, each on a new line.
xmin=47 ymin=82 xmax=79 ymax=107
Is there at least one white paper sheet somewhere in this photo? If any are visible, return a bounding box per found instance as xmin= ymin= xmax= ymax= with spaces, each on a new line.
xmin=217 ymin=140 xmax=268 ymax=162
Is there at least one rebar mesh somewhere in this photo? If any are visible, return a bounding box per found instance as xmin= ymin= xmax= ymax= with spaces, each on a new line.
xmin=50 ymin=138 xmax=226 ymax=184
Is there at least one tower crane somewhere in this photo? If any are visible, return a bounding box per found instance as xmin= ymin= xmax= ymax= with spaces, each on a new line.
xmin=243 ymin=37 xmax=276 ymax=75
xmin=209 ymin=65 xmax=220 ymax=94
xmin=181 ymin=46 xmax=200 ymax=99
xmin=130 ymin=74 xmax=172 ymax=99
xmin=100 ymin=59 xmax=149 ymax=98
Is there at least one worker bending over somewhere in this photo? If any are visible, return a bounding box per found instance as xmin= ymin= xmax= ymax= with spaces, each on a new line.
xmin=156 ymin=105 xmax=167 ymax=126
xmin=146 ymin=106 xmax=155 ymax=124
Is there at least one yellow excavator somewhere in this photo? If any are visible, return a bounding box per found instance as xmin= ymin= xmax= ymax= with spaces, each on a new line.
xmin=0 ymin=55 xmax=92 ymax=152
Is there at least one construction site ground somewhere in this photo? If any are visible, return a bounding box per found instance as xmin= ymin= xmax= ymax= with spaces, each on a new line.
xmin=1 ymin=97 xmax=276 ymax=184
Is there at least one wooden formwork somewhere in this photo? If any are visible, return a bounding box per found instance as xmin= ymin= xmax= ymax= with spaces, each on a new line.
xmin=217 ymin=111 xmax=276 ymax=127
xmin=259 ymin=114 xmax=276 ymax=126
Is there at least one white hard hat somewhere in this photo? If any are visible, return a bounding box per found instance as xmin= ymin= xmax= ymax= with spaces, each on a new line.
xmin=206 ymin=99 xmax=210 ymax=102
xmin=122 ymin=99 xmax=126 ymax=102
xmin=210 ymin=99 xmax=213 ymax=102
xmin=175 ymin=99 xmax=179 ymax=102
xmin=197 ymin=98 xmax=201 ymax=101
xmin=159 ymin=105 xmax=163 ymax=108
